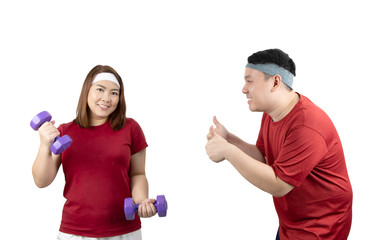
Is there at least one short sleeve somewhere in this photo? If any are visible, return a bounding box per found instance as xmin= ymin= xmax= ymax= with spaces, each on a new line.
xmin=129 ymin=119 xmax=148 ymax=155
xmin=272 ymin=126 xmax=328 ymax=187
xmin=57 ymin=123 xmax=66 ymax=137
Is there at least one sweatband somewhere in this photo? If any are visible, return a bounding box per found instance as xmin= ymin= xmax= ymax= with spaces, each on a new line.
xmin=92 ymin=72 xmax=120 ymax=88
xmin=246 ymin=63 xmax=294 ymax=88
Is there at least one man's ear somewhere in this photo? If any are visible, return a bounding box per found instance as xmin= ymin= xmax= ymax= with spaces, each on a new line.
xmin=271 ymin=74 xmax=283 ymax=92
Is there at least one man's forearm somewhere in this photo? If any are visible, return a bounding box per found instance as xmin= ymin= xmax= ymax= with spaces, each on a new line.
xmin=225 ymin=144 xmax=294 ymax=197
xmin=227 ymin=133 xmax=266 ymax=163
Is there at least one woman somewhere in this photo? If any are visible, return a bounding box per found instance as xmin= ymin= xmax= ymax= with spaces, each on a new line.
xmin=32 ymin=65 xmax=156 ymax=240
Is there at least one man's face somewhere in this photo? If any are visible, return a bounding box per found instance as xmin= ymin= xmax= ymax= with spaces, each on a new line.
xmin=242 ymin=68 xmax=273 ymax=112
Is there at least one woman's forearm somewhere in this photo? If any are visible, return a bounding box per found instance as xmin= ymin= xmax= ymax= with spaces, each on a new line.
xmin=32 ymin=145 xmax=61 ymax=188
xmin=130 ymin=174 xmax=149 ymax=204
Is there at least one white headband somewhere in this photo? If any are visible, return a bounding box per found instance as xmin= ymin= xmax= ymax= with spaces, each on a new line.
xmin=92 ymin=72 xmax=120 ymax=88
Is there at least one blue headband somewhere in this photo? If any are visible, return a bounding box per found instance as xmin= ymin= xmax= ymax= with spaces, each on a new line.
xmin=246 ymin=63 xmax=294 ymax=88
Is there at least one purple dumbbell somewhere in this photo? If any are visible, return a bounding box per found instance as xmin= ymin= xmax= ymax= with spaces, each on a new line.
xmin=30 ymin=111 xmax=72 ymax=154
xmin=124 ymin=195 xmax=168 ymax=220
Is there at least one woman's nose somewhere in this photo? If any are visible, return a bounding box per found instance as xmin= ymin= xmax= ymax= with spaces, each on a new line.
xmin=102 ymin=92 xmax=111 ymax=102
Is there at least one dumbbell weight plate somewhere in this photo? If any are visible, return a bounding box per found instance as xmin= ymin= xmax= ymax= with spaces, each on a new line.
xmin=30 ymin=111 xmax=52 ymax=130
xmin=51 ymin=135 xmax=73 ymax=155
xmin=124 ymin=198 xmax=136 ymax=220
xmin=156 ymin=195 xmax=167 ymax=217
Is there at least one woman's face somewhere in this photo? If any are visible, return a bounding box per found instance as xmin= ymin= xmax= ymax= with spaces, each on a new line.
xmin=87 ymin=80 xmax=120 ymax=126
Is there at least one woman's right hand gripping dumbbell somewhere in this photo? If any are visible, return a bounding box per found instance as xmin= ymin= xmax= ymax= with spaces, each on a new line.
xmin=30 ymin=112 xmax=65 ymax=188
xmin=32 ymin=118 xmax=62 ymax=188
xmin=38 ymin=120 xmax=60 ymax=152
xmin=30 ymin=111 xmax=72 ymax=155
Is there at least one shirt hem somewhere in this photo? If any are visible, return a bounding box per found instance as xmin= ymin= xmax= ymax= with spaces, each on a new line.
xmin=59 ymin=225 xmax=141 ymax=238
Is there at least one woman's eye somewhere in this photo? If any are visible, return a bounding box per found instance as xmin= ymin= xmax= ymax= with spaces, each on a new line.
xmin=112 ymin=92 xmax=119 ymax=96
xmin=96 ymin=88 xmax=104 ymax=92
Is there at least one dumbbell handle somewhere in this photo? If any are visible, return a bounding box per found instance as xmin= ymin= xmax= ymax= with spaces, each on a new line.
xmin=131 ymin=201 xmax=159 ymax=212
xmin=131 ymin=203 xmax=140 ymax=212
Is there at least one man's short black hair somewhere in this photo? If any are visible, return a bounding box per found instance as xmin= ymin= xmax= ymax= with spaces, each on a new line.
xmin=248 ymin=49 xmax=296 ymax=76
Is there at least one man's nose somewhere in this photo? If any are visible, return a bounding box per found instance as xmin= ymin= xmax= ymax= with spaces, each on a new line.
xmin=242 ymin=84 xmax=248 ymax=94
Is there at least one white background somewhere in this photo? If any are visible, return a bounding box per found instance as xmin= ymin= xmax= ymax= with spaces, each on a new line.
xmin=1 ymin=0 xmax=383 ymax=239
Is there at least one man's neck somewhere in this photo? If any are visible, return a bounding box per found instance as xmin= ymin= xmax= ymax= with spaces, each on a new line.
xmin=269 ymin=92 xmax=300 ymax=122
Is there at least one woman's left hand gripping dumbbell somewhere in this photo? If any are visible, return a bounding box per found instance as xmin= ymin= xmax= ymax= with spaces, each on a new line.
xmin=137 ymin=198 xmax=158 ymax=218
xmin=124 ymin=195 xmax=167 ymax=220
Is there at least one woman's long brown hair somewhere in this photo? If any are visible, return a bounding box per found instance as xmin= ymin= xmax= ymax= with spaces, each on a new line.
xmin=74 ymin=65 xmax=126 ymax=131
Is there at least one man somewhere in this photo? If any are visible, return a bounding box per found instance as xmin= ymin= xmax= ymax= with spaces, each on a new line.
xmin=205 ymin=49 xmax=353 ymax=239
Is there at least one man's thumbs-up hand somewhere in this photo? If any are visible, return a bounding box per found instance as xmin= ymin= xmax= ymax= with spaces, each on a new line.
xmin=205 ymin=116 xmax=231 ymax=163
